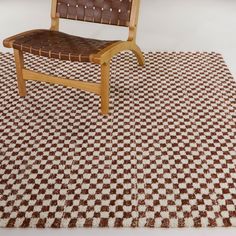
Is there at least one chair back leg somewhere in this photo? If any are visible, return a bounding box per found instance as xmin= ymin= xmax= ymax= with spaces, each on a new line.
xmin=131 ymin=45 xmax=145 ymax=66
xmin=14 ymin=49 xmax=27 ymax=97
xmin=100 ymin=62 xmax=110 ymax=115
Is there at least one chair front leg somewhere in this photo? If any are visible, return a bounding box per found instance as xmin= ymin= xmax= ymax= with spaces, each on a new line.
xmin=100 ymin=62 xmax=110 ymax=115
xmin=14 ymin=49 xmax=27 ymax=97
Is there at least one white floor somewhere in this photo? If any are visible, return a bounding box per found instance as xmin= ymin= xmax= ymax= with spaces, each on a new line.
xmin=1 ymin=228 xmax=236 ymax=236
xmin=1 ymin=0 xmax=236 ymax=235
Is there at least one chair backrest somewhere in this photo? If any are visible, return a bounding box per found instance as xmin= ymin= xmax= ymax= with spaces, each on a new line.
xmin=56 ymin=0 xmax=134 ymax=27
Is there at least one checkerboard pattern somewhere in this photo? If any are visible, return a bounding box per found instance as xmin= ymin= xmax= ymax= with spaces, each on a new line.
xmin=0 ymin=51 xmax=236 ymax=228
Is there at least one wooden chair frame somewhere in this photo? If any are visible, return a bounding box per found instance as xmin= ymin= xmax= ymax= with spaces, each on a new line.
xmin=4 ymin=0 xmax=145 ymax=115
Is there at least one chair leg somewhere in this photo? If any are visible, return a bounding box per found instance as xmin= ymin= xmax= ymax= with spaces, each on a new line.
xmin=14 ymin=49 xmax=27 ymax=97
xmin=131 ymin=44 xmax=145 ymax=66
xmin=100 ymin=62 xmax=110 ymax=115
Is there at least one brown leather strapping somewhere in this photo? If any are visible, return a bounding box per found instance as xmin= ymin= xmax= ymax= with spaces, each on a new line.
xmin=12 ymin=30 xmax=118 ymax=62
xmin=56 ymin=0 xmax=133 ymax=27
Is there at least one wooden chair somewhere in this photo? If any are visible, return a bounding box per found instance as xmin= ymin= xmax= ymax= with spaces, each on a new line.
xmin=3 ymin=0 xmax=145 ymax=115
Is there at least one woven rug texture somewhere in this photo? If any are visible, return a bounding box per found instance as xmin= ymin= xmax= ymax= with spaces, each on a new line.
xmin=0 ymin=51 xmax=236 ymax=228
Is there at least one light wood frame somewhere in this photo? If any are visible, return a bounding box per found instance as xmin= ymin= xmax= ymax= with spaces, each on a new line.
xmin=5 ymin=0 xmax=145 ymax=115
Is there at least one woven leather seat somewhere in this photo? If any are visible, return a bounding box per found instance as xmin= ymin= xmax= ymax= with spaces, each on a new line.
xmin=12 ymin=30 xmax=119 ymax=62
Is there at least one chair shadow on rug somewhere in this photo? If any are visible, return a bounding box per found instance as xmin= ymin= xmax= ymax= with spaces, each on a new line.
xmin=3 ymin=0 xmax=145 ymax=115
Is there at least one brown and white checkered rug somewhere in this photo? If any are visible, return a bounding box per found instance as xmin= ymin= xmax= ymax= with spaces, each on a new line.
xmin=0 ymin=51 xmax=236 ymax=228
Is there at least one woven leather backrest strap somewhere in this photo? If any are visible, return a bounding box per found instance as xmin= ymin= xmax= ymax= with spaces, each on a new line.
xmin=56 ymin=0 xmax=133 ymax=27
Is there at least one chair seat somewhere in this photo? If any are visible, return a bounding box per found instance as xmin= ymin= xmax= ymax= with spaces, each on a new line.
xmin=11 ymin=30 xmax=119 ymax=62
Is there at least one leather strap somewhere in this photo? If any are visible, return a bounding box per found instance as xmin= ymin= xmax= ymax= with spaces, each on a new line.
xmin=56 ymin=0 xmax=133 ymax=27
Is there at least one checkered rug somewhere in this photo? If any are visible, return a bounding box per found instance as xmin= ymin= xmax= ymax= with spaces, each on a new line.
xmin=0 ymin=51 xmax=236 ymax=228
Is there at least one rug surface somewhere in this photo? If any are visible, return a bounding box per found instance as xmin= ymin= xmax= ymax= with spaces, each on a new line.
xmin=0 ymin=51 xmax=236 ymax=228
